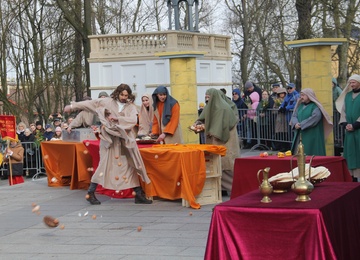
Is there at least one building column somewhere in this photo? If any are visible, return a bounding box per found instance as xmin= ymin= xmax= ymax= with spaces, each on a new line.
xmin=285 ymin=38 xmax=347 ymax=156
xmin=156 ymin=51 xmax=205 ymax=144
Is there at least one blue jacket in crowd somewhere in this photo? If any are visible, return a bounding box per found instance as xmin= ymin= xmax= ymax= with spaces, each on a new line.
xmin=280 ymin=90 xmax=299 ymax=122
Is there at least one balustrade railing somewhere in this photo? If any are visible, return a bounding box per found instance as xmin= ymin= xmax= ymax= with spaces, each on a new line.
xmin=89 ymin=31 xmax=231 ymax=60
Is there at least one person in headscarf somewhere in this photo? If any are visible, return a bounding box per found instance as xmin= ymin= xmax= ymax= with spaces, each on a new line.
xmin=151 ymin=86 xmax=183 ymax=144
xmin=64 ymin=83 xmax=152 ymax=204
xmin=337 ymin=74 xmax=360 ymax=181
xmin=193 ymin=88 xmax=240 ymax=195
xmin=290 ymin=88 xmax=333 ymax=156
xmin=137 ymin=93 xmax=154 ymax=137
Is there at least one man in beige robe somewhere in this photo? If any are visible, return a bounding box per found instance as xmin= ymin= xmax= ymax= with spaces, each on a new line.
xmin=64 ymin=84 xmax=152 ymax=205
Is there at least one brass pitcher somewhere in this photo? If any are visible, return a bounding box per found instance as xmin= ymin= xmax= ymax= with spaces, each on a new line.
xmin=257 ymin=167 xmax=273 ymax=203
xmin=291 ymin=138 xmax=314 ymax=202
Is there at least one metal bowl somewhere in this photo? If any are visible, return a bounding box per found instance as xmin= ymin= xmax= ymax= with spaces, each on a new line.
xmin=310 ymin=178 xmax=327 ymax=185
xmin=270 ymin=181 xmax=295 ymax=193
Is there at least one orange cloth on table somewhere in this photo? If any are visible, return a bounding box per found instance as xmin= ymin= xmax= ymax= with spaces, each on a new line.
xmin=41 ymin=141 xmax=93 ymax=189
xmin=152 ymin=144 xmax=227 ymax=156
xmin=140 ymin=144 xmax=226 ymax=209
xmin=152 ymin=102 xmax=180 ymax=135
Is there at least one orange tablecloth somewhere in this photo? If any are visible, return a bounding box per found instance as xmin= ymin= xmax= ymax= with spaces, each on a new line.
xmin=140 ymin=144 xmax=226 ymax=209
xmin=41 ymin=141 xmax=93 ymax=190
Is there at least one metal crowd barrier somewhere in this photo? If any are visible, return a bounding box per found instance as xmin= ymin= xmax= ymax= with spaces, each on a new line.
xmin=0 ymin=110 xmax=345 ymax=180
xmin=0 ymin=141 xmax=46 ymax=181
xmin=237 ymin=108 xmax=344 ymax=152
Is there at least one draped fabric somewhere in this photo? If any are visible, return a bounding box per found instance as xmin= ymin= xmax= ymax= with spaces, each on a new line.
xmin=198 ymin=88 xmax=238 ymax=143
xmin=83 ymin=139 xmax=134 ymax=198
xmin=205 ymin=183 xmax=360 ymax=260
xmin=140 ymin=144 xmax=226 ymax=209
xmin=197 ymin=88 xmax=240 ymax=192
xmin=41 ymin=141 xmax=92 ymax=189
xmin=230 ymin=155 xmax=352 ymax=199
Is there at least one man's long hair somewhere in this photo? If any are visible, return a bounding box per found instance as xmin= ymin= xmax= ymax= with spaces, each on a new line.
xmin=111 ymin=83 xmax=135 ymax=102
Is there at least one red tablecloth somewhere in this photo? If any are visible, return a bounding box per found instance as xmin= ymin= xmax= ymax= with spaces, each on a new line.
xmin=231 ymin=156 xmax=352 ymax=199
xmin=84 ymin=139 xmax=138 ymax=198
xmin=205 ymin=182 xmax=360 ymax=260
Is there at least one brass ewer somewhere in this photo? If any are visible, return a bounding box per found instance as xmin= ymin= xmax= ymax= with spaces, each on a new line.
xmin=257 ymin=167 xmax=273 ymax=203
xmin=291 ymin=138 xmax=314 ymax=202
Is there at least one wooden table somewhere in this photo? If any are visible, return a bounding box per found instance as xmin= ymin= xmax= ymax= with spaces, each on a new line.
xmin=84 ymin=142 xmax=226 ymax=209
xmin=42 ymin=140 xmax=226 ymax=209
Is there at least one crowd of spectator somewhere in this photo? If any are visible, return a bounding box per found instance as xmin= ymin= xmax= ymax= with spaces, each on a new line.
xmin=1 ymin=80 xmax=345 ymax=183
xmin=225 ymin=80 xmax=343 ymax=153
xmin=0 ymin=95 xmax=102 ymax=181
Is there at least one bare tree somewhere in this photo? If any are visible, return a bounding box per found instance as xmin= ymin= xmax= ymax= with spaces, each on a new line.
xmin=224 ymin=0 xmax=255 ymax=86
xmin=55 ymin=0 xmax=90 ymax=99
xmin=5 ymin=0 xmax=76 ymax=123
xmin=0 ymin=2 xmax=14 ymax=114
xmin=224 ymin=0 xmax=299 ymax=88
xmin=317 ymin=0 xmax=360 ymax=86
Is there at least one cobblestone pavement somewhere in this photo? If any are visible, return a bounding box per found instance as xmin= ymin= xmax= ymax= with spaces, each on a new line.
xmin=0 ymin=149 xmax=263 ymax=259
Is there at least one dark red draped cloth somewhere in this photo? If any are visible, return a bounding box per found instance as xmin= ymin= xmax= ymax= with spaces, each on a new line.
xmin=83 ymin=139 xmax=134 ymax=198
xmin=231 ymin=156 xmax=352 ymax=199
xmin=83 ymin=140 xmax=154 ymax=198
xmin=205 ymin=182 xmax=360 ymax=260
